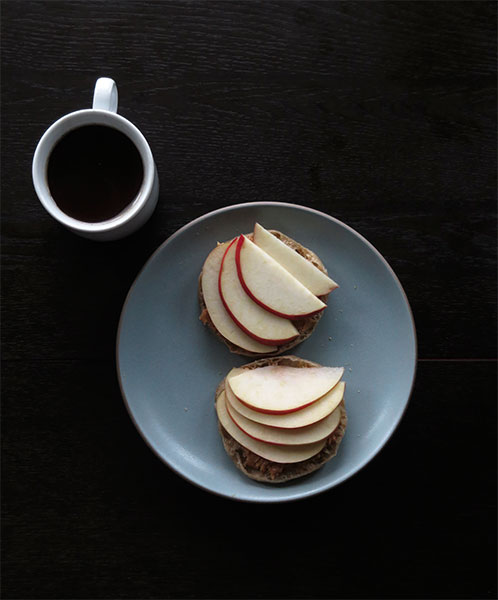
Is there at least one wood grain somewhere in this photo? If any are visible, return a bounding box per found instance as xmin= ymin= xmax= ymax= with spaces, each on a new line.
xmin=1 ymin=2 xmax=496 ymax=599
xmin=2 ymin=360 xmax=496 ymax=599
xmin=2 ymin=1 xmax=496 ymax=360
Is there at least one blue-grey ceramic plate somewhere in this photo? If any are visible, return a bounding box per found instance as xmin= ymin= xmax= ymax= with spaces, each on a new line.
xmin=117 ymin=202 xmax=416 ymax=502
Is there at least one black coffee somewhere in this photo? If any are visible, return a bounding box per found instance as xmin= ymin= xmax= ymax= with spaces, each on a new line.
xmin=47 ymin=125 xmax=144 ymax=223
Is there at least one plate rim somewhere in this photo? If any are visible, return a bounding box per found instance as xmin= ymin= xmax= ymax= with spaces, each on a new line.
xmin=116 ymin=201 xmax=418 ymax=502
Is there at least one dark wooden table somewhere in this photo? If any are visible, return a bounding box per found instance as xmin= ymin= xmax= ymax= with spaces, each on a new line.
xmin=2 ymin=2 xmax=496 ymax=598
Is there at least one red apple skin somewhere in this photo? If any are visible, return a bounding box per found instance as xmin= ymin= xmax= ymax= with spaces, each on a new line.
xmin=218 ymin=239 xmax=299 ymax=347
xmin=225 ymin=397 xmax=287 ymax=446
xmin=235 ymin=394 xmax=320 ymax=415
xmin=235 ymin=235 xmax=326 ymax=320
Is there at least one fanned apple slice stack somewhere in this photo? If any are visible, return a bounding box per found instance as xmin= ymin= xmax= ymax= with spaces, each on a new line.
xmin=200 ymin=223 xmax=338 ymax=354
xmin=216 ymin=363 xmax=346 ymax=464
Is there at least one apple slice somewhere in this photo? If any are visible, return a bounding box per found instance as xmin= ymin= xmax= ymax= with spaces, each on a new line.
xmin=227 ymin=365 xmax=344 ymax=414
xmin=253 ymin=223 xmax=338 ymax=296
xmin=225 ymin=368 xmax=345 ymax=428
xmin=226 ymin=395 xmax=341 ymax=445
xmin=216 ymin=391 xmax=325 ymax=463
xmin=236 ymin=235 xmax=326 ymax=319
xmin=201 ymin=243 xmax=277 ymax=354
xmin=219 ymin=239 xmax=299 ymax=346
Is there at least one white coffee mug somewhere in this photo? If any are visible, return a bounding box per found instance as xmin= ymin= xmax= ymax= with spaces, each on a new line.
xmin=32 ymin=78 xmax=159 ymax=241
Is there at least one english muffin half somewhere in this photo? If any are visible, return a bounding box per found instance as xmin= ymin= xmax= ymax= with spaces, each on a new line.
xmin=199 ymin=228 xmax=336 ymax=357
xmin=215 ymin=355 xmax=347 ymax=484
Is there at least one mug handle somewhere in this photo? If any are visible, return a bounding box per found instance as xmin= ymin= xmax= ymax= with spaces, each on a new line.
xmin=92 ymin=77 xmax=118 ymax=113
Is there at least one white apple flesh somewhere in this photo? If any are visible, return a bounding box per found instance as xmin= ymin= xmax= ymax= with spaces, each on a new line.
xmin=218 ymin=239 xmax=299 ymax=346
xmin=227 ymin=365 xmax=344 ymax=414
xmin=216 ymin=391 xmax=326 ymax=463
xmin=226 ymin=395 xmax=342 ymax=445
xmin=225 ymin=368 xmax=345 ymax=428
xmin=201 ymin=243 xmax=277 ymax=354
xmin=253 ymin=223 xmax=338 ymax=296
xmin=236 ymin=235 xmax=326 ymax=319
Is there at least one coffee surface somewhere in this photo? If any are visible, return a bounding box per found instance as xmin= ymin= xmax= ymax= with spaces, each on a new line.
xmin=47 ymin=125 xmax=144 ymax=222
